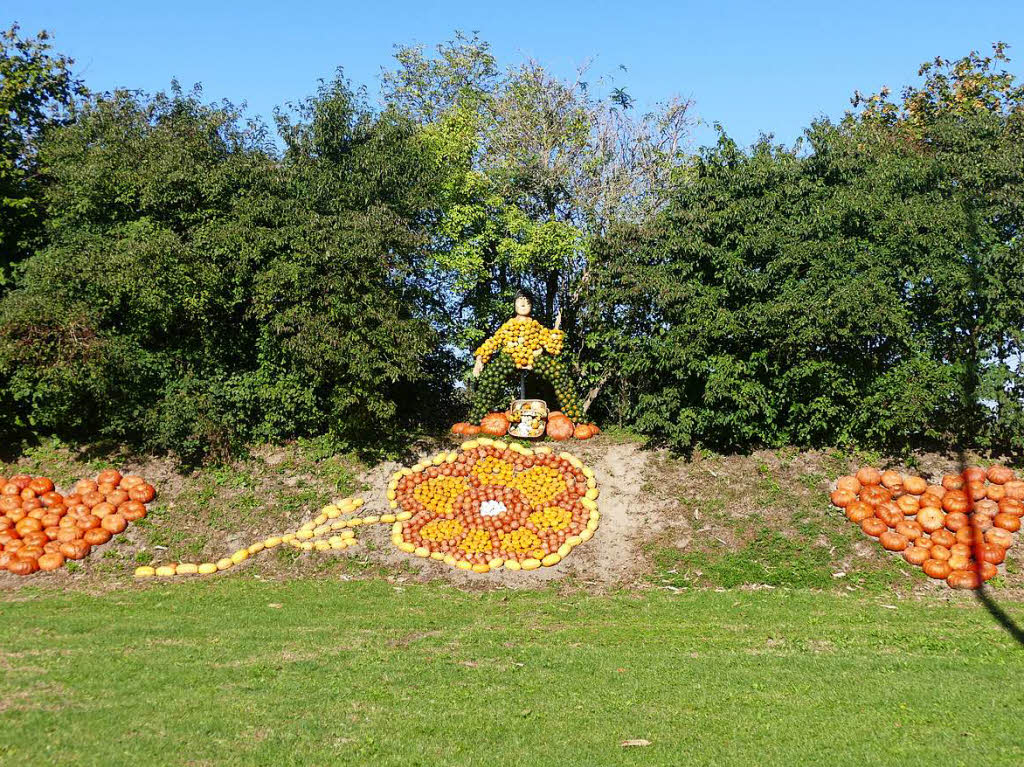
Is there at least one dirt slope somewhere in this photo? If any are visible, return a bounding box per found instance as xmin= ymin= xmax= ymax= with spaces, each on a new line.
xmin=1 ymin=437 xmax=1021 ymax=598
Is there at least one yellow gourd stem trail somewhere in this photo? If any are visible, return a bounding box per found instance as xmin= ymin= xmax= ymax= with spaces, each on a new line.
xmin=134 ymin=497 xmax=399 ymax=578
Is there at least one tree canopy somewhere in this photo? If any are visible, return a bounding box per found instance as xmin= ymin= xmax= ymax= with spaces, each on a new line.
xmin=1 ymin=26 xmax=1022 ymax=460
xmin=0 ymin=77 xmax=448 ymax=461
xmin=590 ymin=45 xmax=1024 ymax=452
xmin=0 ymin=23 xmax=85 ymax=286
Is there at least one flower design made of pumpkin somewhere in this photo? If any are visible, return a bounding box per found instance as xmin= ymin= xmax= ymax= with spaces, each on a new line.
xmin=386 ymin=437 xmax=601 ymax=572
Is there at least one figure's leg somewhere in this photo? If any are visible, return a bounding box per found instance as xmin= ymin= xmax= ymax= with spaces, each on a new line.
xmin=533 ymin=356 xmax=584 ymax=423
xmin=469 ymin=353 xmax=515 ymax=422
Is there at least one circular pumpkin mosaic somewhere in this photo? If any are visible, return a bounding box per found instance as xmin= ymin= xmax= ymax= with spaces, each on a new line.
xmin=386 ymin=437 xmax=600 ymax=572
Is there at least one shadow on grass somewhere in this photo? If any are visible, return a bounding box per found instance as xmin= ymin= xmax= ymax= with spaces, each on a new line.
xmin=974 ymin=587 xmax=1024 ymax=647
xmin=954 ymin=442 xmax=1024 ymax=649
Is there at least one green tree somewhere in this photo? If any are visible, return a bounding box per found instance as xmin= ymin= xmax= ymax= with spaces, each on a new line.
xmin=382 ymin=33 xmax=690 ymax=410
xmin=0 ymin=24 xmax=85 ymax=286
xmin=591 ymin=44 xmax=1024 ymax=452
xmin=0 ymin=78 xmax=449 ymax=461
xmin=853 ymin=44 xmax=1024 ymax=449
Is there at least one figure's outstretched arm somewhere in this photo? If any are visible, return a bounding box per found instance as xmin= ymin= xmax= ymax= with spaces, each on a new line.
xmin=541 ymin=324 xmax=564 ymax=356
xmin=473 ymin=320 xmax=512 ymax=367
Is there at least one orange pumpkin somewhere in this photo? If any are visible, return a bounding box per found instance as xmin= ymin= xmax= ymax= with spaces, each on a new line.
xmin=1000 ymin=498 xmax=1024 ymax=517
xmin=128 ymin=484 xmax=156 ymax=503
xmin=896 ymin=494 xmax=920 ymax=515
xmin=860 ymin=517 xmax=887 ymax=537
xmin=101 ymin=514 xmax=128 ymax=534
xmin=831 ymin=489 xmax=856 ymax=508
xmin=955 ymin=526 xmax=980 ymax=546
xmin=1004 ymin=480 xmax=1024 ymax=500
xmin=967 ymin=480 xmax=987 ymax=501
xmin=83 ymin=528 xmax=112 ymax=546
xmin=922 ymin=559 xmax=952 ymax=579
xmin=973 ymin=513 xmax=994 ymax=531
xmin=856 ymin=467 xmax=881 ymax=486
xmin=6 ymin=558 xmax=37 ymax=576
xmin=903 ymin=546 xmax=930 ymax=565
xmin=37 ymin=552 xmax=64 ymax=571
xmin=480 ymin=412 xmax=510 ymax=437
xmin=988 ymin=465 xmax=1015 ymax=485
xmin=975 ymin=499 xmax=999 ymax=516
xmin=880 ymin=470 xmax=903 ymax=493
xmin=574 ymin=424 xmax=595 ymax=440
xmin=942 ymin=490 xmax=969 ymax=514
xmin=119 ymin=502 xmax=147 ymax=522
xmin=941 ymin=474 xmax=965 ymax=491
xmin=879 ymin=531 xmax=908 ymax=551
xmin=943 ymin=512 xmax=969 ymax=532
xmin=895 ymin=520 xmax=923 ymax=541
xmin=903 ymin=476 xmax=928 ymax=495
xmin=929 ymin=528 xmax=956 ymax=548
xmin=546 ymin=416 xmax=574 ymax=441
xmin=978 ymin=544 xmax=1006 ymax=564
xmin=916 ymin=507 xmax=946 ymax=533
xmin=59 ymin=540 xmax=90 ymax=560
xmin=993 ymin=513 xmax=1021 ymax=532
xmin=875 ymin=503 xmax=903 ymax=528
xmin=845 ymin=502 xmax=874 ymax=523
xmin=97 ymin=469 xmax=123 ymax=487
xmin=963 ymin=466 xmax=987 ymax=483
xmin=986 ymin=527 xmax=1014 ymax=548
xmin=947 ymin=570 xmax=981 ymax=590
xmin=837 ymin=476 xmax=861 ymax=494
xmin=860 ymin=485 xmax=892 ymax=506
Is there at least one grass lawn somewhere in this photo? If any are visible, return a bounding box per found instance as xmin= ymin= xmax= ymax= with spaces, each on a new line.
xmin=2 ymin=580 xmax=1023 ymax=766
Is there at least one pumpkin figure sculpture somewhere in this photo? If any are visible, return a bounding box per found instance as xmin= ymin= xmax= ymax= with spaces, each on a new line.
xmin=468 ymin=289 xmax=586 ymax=426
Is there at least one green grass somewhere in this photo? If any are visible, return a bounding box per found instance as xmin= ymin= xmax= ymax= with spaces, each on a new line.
xmin=590 ymin=424 xmax=647 ymax=444
xmin=652 ymin=458 xmax=914 ymax=591
xmin=133 ymin=445 xmax=357 ymax=562
xmin=649 ymin=528 xmax=918 ymax=591
xmin=1 ymin=580 xmax=1022 ymax=766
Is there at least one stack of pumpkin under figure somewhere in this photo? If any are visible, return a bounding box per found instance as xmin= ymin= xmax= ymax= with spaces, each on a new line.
xmin=831 ymin=466 xmax=1021 ymax=589
xmin=451 ymin=412 xmax=599 ymax=441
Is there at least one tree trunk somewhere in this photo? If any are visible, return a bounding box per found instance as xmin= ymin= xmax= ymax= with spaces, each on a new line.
xmin=581 ymin=371 xmax=611 ymax=415
xmin=545 ymin=269 xmax=557 ymax=324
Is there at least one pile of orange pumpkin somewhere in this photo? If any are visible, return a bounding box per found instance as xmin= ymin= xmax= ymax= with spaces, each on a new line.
xmin=451 ymin=412 xmax=599 ymax=441
xmin=831 ymin=465 xmax=1021 ymax=589
xmin=0 ymin=470 xmax=156 ymax=576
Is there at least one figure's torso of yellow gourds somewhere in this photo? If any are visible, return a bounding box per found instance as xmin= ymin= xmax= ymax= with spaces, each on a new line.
xmin=474 ymin=317 xmax=564 ymax=369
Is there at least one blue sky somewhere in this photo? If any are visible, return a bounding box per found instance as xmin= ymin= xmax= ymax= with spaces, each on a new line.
xmin=8 ymin=1 xmax=1022 ymax=149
